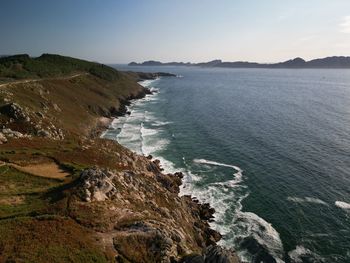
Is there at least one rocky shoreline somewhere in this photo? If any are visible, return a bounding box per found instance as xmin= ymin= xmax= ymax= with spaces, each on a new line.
xmin=93 ymin=76 xmax=240 ymax=262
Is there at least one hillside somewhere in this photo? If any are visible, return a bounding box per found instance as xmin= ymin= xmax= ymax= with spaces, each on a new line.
xmin=0 ymin=54 xmax=238 ymax=262
xmin=0 ymin=54 xmax=122 ymax=81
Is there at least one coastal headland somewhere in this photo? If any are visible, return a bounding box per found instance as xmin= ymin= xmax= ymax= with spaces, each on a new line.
xmin=0 ymin=54 xmax=239 ymax=262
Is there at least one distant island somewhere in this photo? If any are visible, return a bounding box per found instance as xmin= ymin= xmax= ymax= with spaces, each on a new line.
xmin=129 ymin=56 xmax=350 ymax=68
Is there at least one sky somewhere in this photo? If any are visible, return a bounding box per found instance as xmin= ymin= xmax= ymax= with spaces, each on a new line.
xmin=1 ymin=0 xmax=350 ymax=63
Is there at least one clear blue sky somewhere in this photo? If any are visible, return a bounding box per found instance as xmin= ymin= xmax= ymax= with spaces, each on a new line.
xmin=1 ymin=0 xmax=350 ymax=63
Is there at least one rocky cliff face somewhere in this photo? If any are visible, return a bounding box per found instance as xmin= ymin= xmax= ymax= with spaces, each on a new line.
xmin=64 ymin=150 xmax=239 ymax=262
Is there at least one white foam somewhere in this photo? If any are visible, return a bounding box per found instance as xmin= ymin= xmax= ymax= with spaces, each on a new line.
xmin=193 ymin=159 xmax=243 ymax=188
xmin=152 ymin=121 xmax=173 ymax=127
xmin=187 ymin=158 xmax=285 ymax=263
xmin=235 ymin=212 xmax=285 ymax=263
xmin=288 ymin=245 xmax=324 ymax=263
xmin=287 ymin=196 xmax=328 ymax=206
xmin=193 ymin=158 xmax=242 ymax=172
xmin=140 ymin=123 xmax=158 ymax=136
xmin=149 ymin=87 xmax=159 ymax=93
xmin=140 ymin=123 xmax=169 ymax=156
xmin=335 ymin=201 xmax=350 ymax=210
xmin=138 ymin=78 xmax=159 ymax=87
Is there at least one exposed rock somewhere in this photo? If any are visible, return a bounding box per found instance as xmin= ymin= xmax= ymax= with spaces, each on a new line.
xmin=156 ymin=173 xmax=182 ymax=193
xmin=199 ymin=203 xmax=216 ymax=221
xmin=2 ymin=128 xmax=24 ymax=138
xmin=0 ymin=102 xmax=30 ymax=121
xmin=36 ymin=111 xmax=45 ymax=118
xmin=53 ymin=103 xmax=61 ymax=112
xmin=37 ymin=129 xmax=50 ymax=137
xmin=79 ymin=168 xmax=118 ymax=202
xmin=113 ymin=225 xmax=178 ymax=263
xmin=180 ymin=246 xmax=239 ymax=263
xmin=0 ymin=132 xmax=7 ymax=144
xmin=204 ymin=245 xmax=239 ymax=263
xmin=144 ymin=87 xmax=153 ymax=95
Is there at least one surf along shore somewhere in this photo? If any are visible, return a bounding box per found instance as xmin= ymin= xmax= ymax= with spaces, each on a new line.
xmin=0 ymin=54 xmax=239 ymax=262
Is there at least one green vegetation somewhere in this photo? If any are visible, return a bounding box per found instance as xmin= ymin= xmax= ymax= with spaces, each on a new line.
xmin=0 ymin=53 xmax=120 ymax=81
xmin=0 ymin=165 xmax=63 ymax=218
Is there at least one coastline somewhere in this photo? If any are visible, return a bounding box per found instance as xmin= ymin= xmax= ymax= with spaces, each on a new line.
xmin=99 ymin=76 xmax=241 ymax=262
xmin=104 ymin=74 xmax=286 ymax=263
xmin=0 ymin=54 xmax=239 ymax=262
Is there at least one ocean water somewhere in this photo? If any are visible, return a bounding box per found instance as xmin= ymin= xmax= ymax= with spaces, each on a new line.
xmin=104 ymin=66 xmax=350 ymax=263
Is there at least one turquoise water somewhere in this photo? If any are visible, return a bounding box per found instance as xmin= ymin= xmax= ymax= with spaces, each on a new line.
xmin=104 ymin=66 xmax=350 ymax=263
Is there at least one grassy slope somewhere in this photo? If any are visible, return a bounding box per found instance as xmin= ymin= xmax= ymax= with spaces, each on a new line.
xmin=0 ymin=54 xmax=120 ymax=81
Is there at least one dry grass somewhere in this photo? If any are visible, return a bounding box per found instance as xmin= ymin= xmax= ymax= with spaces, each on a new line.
xmin=11 ymin=162 xmax=70 ymax=179
xmin=0 ymin=216 xmax=113 ymax=263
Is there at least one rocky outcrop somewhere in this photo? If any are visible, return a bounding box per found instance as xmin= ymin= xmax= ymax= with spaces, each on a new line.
xmin=79 ymin=168 xmax=118 ymax=202
xmin=180 ymin=246 xmax=240 ymax=263
xmin=1 ymin=128 xmax=27 ymax=138
xmin=0 ymin=102 xmax=30 ymax=121
xmin=73 ymin=165 xmax=235 ymax=263
xmin=0 ymin=132 xmax=7 ymax=144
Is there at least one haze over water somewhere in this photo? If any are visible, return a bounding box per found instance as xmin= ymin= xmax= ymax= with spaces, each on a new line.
xmin=103 ymin=66 xmax=350 ymax=263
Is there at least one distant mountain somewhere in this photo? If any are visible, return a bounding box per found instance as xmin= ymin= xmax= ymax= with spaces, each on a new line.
xmin=129 ymin=60 xmax=193 ymax=66
xmin=129 ymin=56 xmax=350 ymax=69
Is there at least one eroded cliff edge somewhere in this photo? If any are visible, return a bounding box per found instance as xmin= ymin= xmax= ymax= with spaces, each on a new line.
xmin=0 ymin=54 xmax=239 ymax=263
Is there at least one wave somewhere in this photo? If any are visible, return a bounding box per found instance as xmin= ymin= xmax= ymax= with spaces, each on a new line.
xmin=193 ymin=159 xmax=243 ymax=188
xmin=149 ymin=87 xmax=159 ymax=93
xmin=152 ymin=121 xmax=173 ymax=127
xmin=235 ymin=212 xmax=285 ymax=263
xmin=190 ymin=158 xmax=285 ymax=263
xmin=335 ymin=201 xmax=350 ymax=211
xmin=287 ymin=196 xmax=328 ymax=206
xmin=288 ymin=245 xmax=324 ymax=263
xmin=138 ymin=78 xmax=159 ymax=87
xmin=193 ymin=158 xmax=242 ymax=172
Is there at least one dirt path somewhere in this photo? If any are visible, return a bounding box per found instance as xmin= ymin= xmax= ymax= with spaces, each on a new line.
xmin=0 ymin=73 xmax=88 ymax=88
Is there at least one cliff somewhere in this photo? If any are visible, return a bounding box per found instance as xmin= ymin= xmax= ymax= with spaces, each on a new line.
xmin=0 ymin=54 xmax=238 ymax=263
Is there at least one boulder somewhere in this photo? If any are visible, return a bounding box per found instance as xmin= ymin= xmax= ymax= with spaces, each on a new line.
xmin=180 ymin=246 xmax=239 ymax=263
xmin=37 ymin=129 xmax=50 ymax=137
xmin=204 ymin=245 xmax=240 ymax=263
xmin=0 ymin=102 xmax=28 ymax=120
xmin=2 ymin=128 xmax=24 ymax=138
xmin=0 ymin=132 xmax=7 ymax=144
xmin=79 ymin=168 xmax=117 ymax=202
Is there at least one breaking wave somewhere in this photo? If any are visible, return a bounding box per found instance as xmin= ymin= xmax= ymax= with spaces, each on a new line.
xmin=184 ymin=158 xmax=285 ymax=263
xmin=335 ymin=201 xmax=350 ymax=211
xmin=288 ymin=245 xmax=324 ymax=263
xmin=287 ymin=196 xmax=328 ymax=206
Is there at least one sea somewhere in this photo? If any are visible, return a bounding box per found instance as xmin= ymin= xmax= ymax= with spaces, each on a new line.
xmin=102 ymin=65 xmax=350 ymax=263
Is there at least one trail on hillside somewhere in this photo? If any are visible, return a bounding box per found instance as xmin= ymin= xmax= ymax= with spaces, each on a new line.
xmin=0 ymin=73 xmax=88 ymax=88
